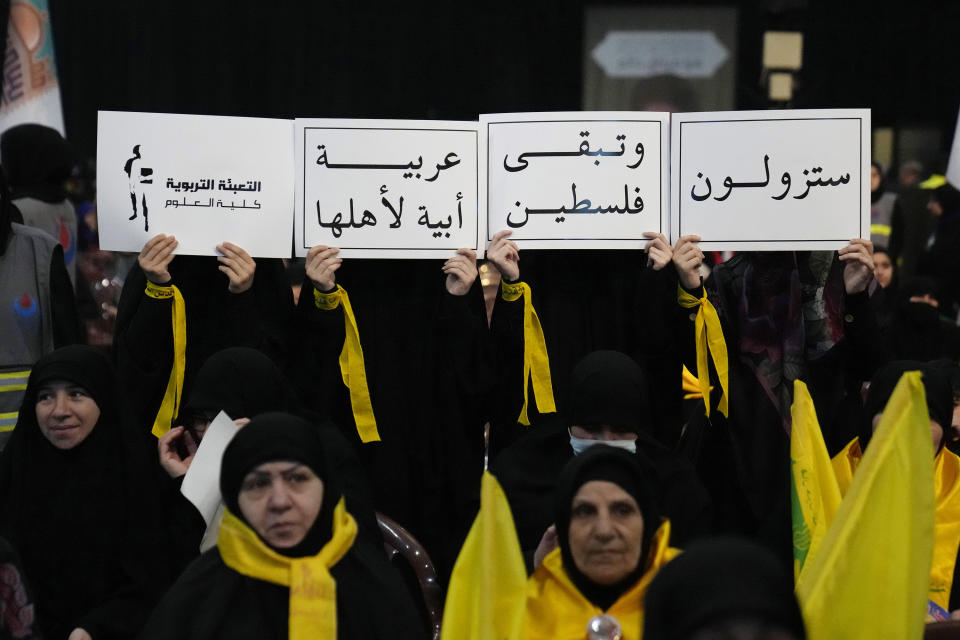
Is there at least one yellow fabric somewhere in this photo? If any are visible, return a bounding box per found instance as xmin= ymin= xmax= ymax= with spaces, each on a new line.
xmin=920 ymin=174 xmax=947 ymax=190
xmin=677 ymin=285 xmax=729 ymax=418
xmin=831 ymin=437 xmax=862 ymax=497
xmin=831 ymin=439 xmax=960 ymax=609
xmin=0 ymin=370 xmax=30 ymax=379
xmin=681 ymin=364 xmax=711 ymax=400
xmin=521 ymin=520 xmax=679 ymax=640
xmin=313 ymin=286 xmax=380 ymax=443
xmin=441 ymin=471 xmax=527 ymax=640
xmin=797 ymin=371 xmax=935 ymax=640
xmin=790 ymin=380 xmax=842 ymax=583
xmin=870 ymin=223 xmax=892 ymax=237
xmin=217 ymin=496 xmax=357 ymax=640
xmin=500 ymin=281 xmax=556 ymax=425
xmin=145 ymin=281 xmax=186 ymax=438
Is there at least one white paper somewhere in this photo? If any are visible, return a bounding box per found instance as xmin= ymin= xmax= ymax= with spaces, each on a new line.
xmin=481 ymin=111 xmax=669 ymax=252
xmin=180 ymin=411 xmax=239 ymax=527
xmin=670 ymin=108 xmax=871 ymax=250
xmin=96 ymin=111 xmax=294 ymax=258
xmin=295 ymin=118 xmax=480 ymax=259
xmin=946 ymin=106 xmax=960 ymax=190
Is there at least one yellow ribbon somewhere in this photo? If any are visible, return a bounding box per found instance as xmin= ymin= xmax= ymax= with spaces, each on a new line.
xmin=314 ymin=286 xmax=380 ymax=443
xmin=681 ymin=364 xmax=712 ymax=400
xmin=677 ymin=284 xmax=729 ymax=418
xmin=218 ymin=497 xmax=357 ymax=640
xmin=146 ymin=281 xmax=186 ymax=438
xmin=500 ymin=281 xmax=556 ymax=425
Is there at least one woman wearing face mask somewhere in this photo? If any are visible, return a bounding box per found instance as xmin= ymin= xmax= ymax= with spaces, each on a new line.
xmin=888 ymin=277 xmax=960 ymax=362
xmin=521 ymin=445 xmax=679 ymax=639
xmin=0 ymin=346 xmax=170 ymax=640
xmin=138 ymin=412 xmax=424 ymax=640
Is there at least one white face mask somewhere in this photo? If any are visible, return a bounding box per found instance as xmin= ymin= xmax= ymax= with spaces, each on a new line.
xmin=569 ymin=433 xmax=637 ymax=456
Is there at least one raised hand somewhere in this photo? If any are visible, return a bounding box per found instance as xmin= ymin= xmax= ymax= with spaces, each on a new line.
xmin=443 ymin=248 xmax=479 ymax=296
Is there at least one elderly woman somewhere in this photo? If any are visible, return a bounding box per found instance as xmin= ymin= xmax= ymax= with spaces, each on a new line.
xmin=138 ymin=412 xmax=424 ymax=639
xmin=0 ymin=346 xmax=168 ymax=640
xmin=522 ymin=445 xmax=679 ymax=639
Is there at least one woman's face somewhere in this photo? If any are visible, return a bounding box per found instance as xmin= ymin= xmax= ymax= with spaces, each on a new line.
xmin=34 ymin=379 xmax=100 ymax=449
xmin=237 ymin=460 xmax=324 ymax=549
xmin=873 ymin=252 xmax=893 ymax=288
xmin=567 ymin=480 xmax=644 ymax=586
xmin=870 ymin=165 xmax=882 ymax=192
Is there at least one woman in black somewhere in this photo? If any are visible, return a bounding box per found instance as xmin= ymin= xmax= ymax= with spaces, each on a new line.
xmin=138 ymin=412 xmax=424 ymax=640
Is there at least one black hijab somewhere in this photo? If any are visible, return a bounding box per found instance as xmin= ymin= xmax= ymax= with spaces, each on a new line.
xmin=0 ymin=124 xmax=73 ymax=203
xmin=554 ymin=445 xmax=660 ymax=611
xmin=180 ymin=347 xmax=292 ymax=425
xmin=564 ymin=350 xmax=651 ymax=434
xmin=0 ymin=346 xmax=167 ymax=639
xmin=139 ymin=412 xmax=425 ymax=640
xmin=860 ymin=360 xmax=953 ymax=453
xmin=643 ymin=537 xmax=806 ymax=640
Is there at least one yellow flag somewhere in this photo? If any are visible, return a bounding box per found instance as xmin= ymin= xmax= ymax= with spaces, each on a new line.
xmin=796 ymin=371 xmax=935 ymax=640
xmin=790 ymin=380 xmax=842 ymax=582
xmin=441 ymin=471 xmax=527 ymax=640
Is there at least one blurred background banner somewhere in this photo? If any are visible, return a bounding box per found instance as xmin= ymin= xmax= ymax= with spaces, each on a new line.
xmin=0 ymin=0 xmax=63 ymax=134
xmin=583 ymin=6 xmax=738 ymax=112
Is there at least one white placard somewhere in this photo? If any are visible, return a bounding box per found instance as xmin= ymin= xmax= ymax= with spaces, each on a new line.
xmin=946 ymin=106 xmax=960 ymax=190
xmin=481 ymin=112 xmax=669 ymax=251
xmin=96 ymin=111 xmax=294 ymax=258
xmin=180 ymin=411 xmax=239 ymax=527
xmin=591 ymin=31 xmax=729 ymax=79
xmin=295 ymin=119 xmax=480 ymax=259
xmin=670 ymin=109 xmax=870 ymax=250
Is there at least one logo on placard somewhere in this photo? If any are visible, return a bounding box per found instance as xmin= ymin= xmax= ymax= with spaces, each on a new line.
xmin=123 ymin=144 xmax=153 ymax=232
xmin=13 ymin=293 xmax=36 ymax=317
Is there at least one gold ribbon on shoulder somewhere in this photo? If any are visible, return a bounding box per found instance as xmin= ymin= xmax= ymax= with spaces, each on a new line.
xmin=314 ymin=285 xmax=380 ymax=443
xmin=500 ymin=280 xmax=556 ymax=425
xmin=146 ymin=280 xmax=186 ymax=438
xmin=218 ymin=496 xmax=357 ymax=640
xmin=677 ymin=284 xmax=728 ymax=418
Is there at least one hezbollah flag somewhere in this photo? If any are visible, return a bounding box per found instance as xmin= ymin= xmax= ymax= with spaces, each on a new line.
xmin=441 ymin=470 xmax=527 ymax=640
xmin=0 ymin=0 xmax=64 ymax=134
xmin=796 ymin=371 xmax=935 ymax=640
xmin=790 ymin=379 xmax=842 ymax=582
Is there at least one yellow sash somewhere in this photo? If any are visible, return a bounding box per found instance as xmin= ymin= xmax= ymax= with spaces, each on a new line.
xmin=500 ymin=280 xmax=556 ymax=425
xmin=677 ymin=285 xmax=729 ymax=417
xmin=314 ymin=285 xmax=380 ymax=443
xmin=218 ymin=496 xmax=358 ymax=640
xmin=145 ymin=281 xmax=186 ymax=438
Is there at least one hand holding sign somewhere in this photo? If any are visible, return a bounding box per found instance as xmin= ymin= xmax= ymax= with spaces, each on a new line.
xmin=443 ymin=248 xmax=479 ymax=296
xmin=672 ymin=235 xmax=704 ymax=290
xmin=643 ymin=231 xmax=673 ymax=271
xmin=216 ymin=242 xmax=256 ymax=294
xmin=139 ymin=233 xmax=178 ymax=284
xmin=486 ymin=230 xmax=520 ymax=282
xmin=305 ymin=245 xmax=342 ymax=292
xmin=838 ymin=238 xmax=875 ymax=295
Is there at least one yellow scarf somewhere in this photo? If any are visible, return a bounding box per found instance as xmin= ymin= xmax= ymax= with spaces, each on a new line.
xmin=500 ymin=280 xmax=556 ymax=425
xmin=677 ymin=284 xmax=729 ymax=418
xmin=313 ymin=285 xmax=380 ymax=443
xmin=523 ymin=519 xmax=680 ymax=639
xmin=832 ymin=439 xmax=960 ymax=609
xmin=218 ymin=496 xmax=358 ymax=640
xmin=145 ymin=280 xmax=186 ymax=438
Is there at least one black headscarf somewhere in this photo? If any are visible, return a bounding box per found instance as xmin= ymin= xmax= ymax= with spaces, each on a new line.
xmin=0 ymin=346 xmax=167 ymax=639
xmin=181 ymin=347 xmax=292 ymax=425
xmin=0 ymin=124 xmax=73 ymax=203
xmin=860 ymin=360 xmax=953 ymax=452
xmin=554 ymin=445 xmax=660 ymax=611
xmin=220 ymin=412 xmax=338 ymax=557
xmin=643 ymin=536 xmax=806 ymax=640
xmin=139 ymin=412 xmax=426 ymax=640
xmin=564 ymin=350 xmax=651 ymax=434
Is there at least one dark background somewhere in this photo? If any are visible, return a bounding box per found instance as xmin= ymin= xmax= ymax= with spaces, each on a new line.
xmin=45 ymin=0 xmax=960 ymax=166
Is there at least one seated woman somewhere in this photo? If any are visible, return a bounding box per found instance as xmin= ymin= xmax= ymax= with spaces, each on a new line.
xmin=139 ymin=412 xmax=424 ymax=639
xmin=0 ymin=346 xmax=168 ymax=640
xmin=522 ymin=445 xmax=679 ymax=639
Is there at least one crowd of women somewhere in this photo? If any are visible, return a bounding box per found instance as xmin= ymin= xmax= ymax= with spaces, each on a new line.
xmin=4 ymin=122 xmax=960 ymax=639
